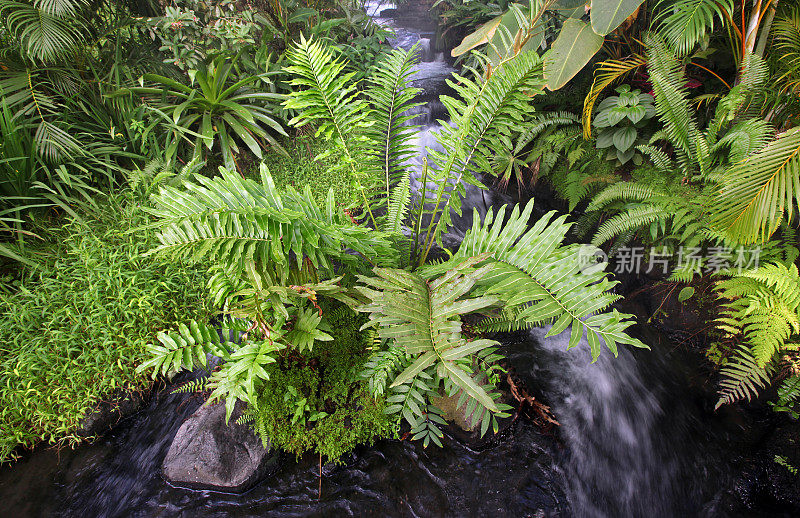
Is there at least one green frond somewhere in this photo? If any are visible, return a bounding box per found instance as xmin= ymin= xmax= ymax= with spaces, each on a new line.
xmin=587 ymin=182 xmax=658 ymax=211
xmin=356 ymin=256 xmax=504 ymax=417
xmin=654 ymin=0 xmax=734 ymax=56
xmin=418 ymin=49 xmax=546 ymax=263
xmin=283 ymin=35 xmax=377 ymax=223
xmin=710 ymin=126 xmax=800 ymax=244
xmin=147 ymin=164 xmax=396 ymax=284
xmin=136 ymin=319 xmax=243 ymax=379
xmin=423 ymin=200 xmax=647 ymax=361
xmin=645 ymin=33 xmax=708 ymax=175
xmin=0 ymin=0 xmax=84 ymax=62
xmin=365 ymin=45 xmax=423 ymax=197
xmin=715 ymin=345 xmax=775 ymax=409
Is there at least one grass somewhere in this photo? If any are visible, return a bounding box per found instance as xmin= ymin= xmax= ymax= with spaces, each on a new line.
xmin=0 ymin=189 xmax=213 ymax=462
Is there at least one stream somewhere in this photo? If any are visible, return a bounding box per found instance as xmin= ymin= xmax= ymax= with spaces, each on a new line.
xmin=0 ymin=4 xmax=764 ymax=517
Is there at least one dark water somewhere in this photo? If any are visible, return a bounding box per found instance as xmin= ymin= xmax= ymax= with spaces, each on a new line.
xmin=0 ymin=4 xmax=751 ymax=517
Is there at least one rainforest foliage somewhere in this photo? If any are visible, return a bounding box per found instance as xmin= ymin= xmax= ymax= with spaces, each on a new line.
xmin=1 ymin=0 xmax=800 ymax=465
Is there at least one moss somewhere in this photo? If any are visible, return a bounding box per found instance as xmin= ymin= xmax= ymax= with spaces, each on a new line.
xmin=248 ymin=134 xmax=366 ymax=207
xmin=249 ymin=302 xmax=394 ymax=463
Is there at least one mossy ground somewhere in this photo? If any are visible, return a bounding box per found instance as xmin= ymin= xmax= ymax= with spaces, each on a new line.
xmin=248 ymin=302 xmax=394 ymax=462
xmin=248 ymin=133 xmax=372 ymax=207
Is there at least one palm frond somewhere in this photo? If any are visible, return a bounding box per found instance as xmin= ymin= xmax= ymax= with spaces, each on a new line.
xmin=710 ymin=127 xmax=800 ymax=244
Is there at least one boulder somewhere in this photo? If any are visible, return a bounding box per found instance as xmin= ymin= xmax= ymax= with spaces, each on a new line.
xmin=162 ymin=401 xmax=280 ymax=492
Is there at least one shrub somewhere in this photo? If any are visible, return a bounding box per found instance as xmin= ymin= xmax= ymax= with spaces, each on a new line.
xmin=0 ymin=194 xmax=212 ymax=462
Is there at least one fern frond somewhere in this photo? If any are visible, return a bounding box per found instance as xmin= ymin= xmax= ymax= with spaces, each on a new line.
xmin=365 ymin=45 xmax=423 ymax=197
xmin=148 ymin=165 xmax=396 ymax=284
xmin=283 ymin=35 xmax=377 ymax=223
xmin=715 ymin=345 xmax=775 ymax=409
xmin=418 ymin=49 xmax=546 ymax=263
xmin=646 ymin=33 xmax=708 ymax=175
xmin=423 ymin=200 xmax=647 ymax=361
xmin=136 ymin=319 xmax=242 ymax=379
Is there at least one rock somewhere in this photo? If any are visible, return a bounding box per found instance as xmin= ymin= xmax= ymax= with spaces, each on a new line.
xmin=162 ymin=401 xmax=280 ymax=492
xmin=735 ymin=418 xmax=800 ymax=514
xmin=77 ymin=389 xmax=149 ymax=437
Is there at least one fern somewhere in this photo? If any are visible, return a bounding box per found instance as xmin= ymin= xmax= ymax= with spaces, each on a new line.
xmin=714 ymin=263 xmax=800 ymax=407
xmin=136 ymin=319 xmax=242 ymax=379
xmin=148 ymin=164 xmax=396 ymax=287
xmin=422 ymin=200 xmax=648 ymax=361
xmin=417 ymin=49 xmax=546 ymax=265
xmin=283 ymin=35 xmax=378 ymax=226
xmin=715 ymin=345 xmax=775 ymax=409
xmin=772 ymin=375 xmax=800 ymax=418
xmin=365 ymin=45 xmax=423 ymax=198
xmin=172 ymin=377 xmax=211 ymax=394
xmin=357 ymin=256 xmax=503 ymax=412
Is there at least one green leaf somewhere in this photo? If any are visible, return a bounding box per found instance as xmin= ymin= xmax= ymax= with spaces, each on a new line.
xmin=545 ymin=19 xmax=604 ymax=90
xmin=590 ymin=0 xmax=644 ymax=36
xmin=613 ymin=126 xmax=637 ymax=151
xmin=451 ymin=15 xmax=505 ymax=57
xmin=678 ymin=286 xmax=695 ymax=303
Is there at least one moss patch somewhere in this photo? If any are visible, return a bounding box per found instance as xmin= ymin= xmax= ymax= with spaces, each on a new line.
xmin=247 ymin=303 xmax=394 ymax=462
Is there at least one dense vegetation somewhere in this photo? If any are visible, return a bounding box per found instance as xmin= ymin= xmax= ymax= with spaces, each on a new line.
xmin=1 ymin=0 xmax=799 ymax=489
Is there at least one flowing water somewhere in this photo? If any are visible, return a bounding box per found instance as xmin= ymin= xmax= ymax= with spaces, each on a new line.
xmin=0 ymin=4 xmax=755 ymax=517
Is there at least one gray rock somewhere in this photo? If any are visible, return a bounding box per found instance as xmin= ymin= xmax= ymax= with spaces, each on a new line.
xmin=162 ymin=401 xmax=280 ymax=492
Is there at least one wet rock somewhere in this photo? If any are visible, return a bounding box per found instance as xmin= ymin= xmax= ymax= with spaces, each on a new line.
xmin=162 ymin=401 xmax=280 ymax=492
xmin=735 ymin=418 xmax=800 ymax=515
xmin=77 ymin=390 xmax=149 ymax=437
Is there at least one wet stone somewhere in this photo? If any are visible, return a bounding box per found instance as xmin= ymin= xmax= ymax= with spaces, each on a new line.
xmin=162 ymin=401 xmax=280 ymax=493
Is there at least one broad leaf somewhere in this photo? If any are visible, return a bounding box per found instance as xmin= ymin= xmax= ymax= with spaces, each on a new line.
xmin=545 ymin=19 xmax=604 ymax=90
xmin=590 ymin=0 xmax=645 ymax=36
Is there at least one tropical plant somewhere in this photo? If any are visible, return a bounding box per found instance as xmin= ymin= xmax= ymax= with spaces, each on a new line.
xmin=713 ymin=262 xmax=800 ymax=408
xmin=139 ymin=37 xmax=648 ymax=453
xmin=116 ymin=54 xmax=288 ymax=170
xmin=774 ymin=5 xmax=800 ymax=95
xmin=451 ymin=0 xmax=647 ymax=89
xmin=144 ymin=0 xmax=268 ymax=70
xmin=491 ymin=111 xmax=586 ymax=189
xmin=0 ymin=182 xmax=213 ymax=463
xmin=581 ymin=34 xmax=781 ymax=272
xmin=593 ymin=84 xmax=654 ymax=165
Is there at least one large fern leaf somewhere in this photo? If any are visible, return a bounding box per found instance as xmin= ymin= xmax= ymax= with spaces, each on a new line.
xmin=423 ymin=200 xmax=649 ymax=361
xmin=417 ymin=49 xmax=546 ymax=264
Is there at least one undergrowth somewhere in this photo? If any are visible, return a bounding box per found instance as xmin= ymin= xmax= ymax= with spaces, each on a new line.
xmin=0 ymin=193 xmax=212 ymax=462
